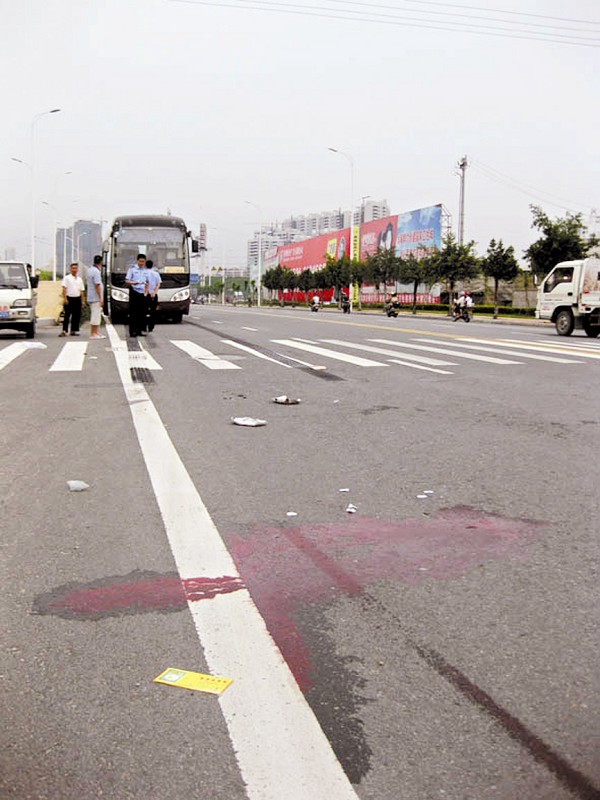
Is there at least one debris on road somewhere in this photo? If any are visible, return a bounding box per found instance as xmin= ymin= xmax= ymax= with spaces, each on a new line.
xmin=153 ymin=667 xmax=232 ymax=695
xmin=339 ymin=488 xmax=350 ymax=493
xmin=231 ymin=417 xmax=267 ymax=427
xmin=345 ymin=503 xmax=358 ymax=514
xmin=272 ymin=395 xmax=301 ymax=405
xmin=67 ymin=480 xmax=89 ymax=492
xmin=286 ymin=511 xmax=298 ymax=517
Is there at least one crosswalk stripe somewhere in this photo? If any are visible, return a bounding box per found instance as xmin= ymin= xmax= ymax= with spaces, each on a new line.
xmin=321 ymin=338 xmax=456 ymax=366
xmin=501 ymin=338 xmax=600 ymax=358
xmin=0 ymin=342 xmax=30 ymax=372
xmin=222 ymin=339 xmax=293 ymax=367
xmin=369 ymin=338 xmax=521 ymax=364
xmin=49 ymin=342 xmax=88 ymax=372
xmin=129 ymin=347 xmax=162 ymax=371
xmin=271 ymin=339 xmax=388 ymax=367
xmin=387 ymin=359 xmax=454 ymax=374
xmin=414 ymin=338 xmax=581 ymax=364
xmin=171 ymin=340 xmax=241 ymax=370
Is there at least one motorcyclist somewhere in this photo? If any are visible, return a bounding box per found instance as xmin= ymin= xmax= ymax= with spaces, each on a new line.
xmin=311 ymin=294 xmax=320 ymax=311
xmin=453 ymin=291 xmax=467 ymax=320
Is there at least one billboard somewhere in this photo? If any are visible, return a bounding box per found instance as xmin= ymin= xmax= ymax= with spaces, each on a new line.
xmin=395 ymin=204 xmax=442 ymax=259
xmin=278 ymin=229 xmax=350 ymax=272
xmin=359 ymin=215 xmax=397 ymax=260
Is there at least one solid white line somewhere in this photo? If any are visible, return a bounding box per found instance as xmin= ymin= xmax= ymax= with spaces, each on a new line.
xmin=0 ymin=342 xmax=29 ymax=371
xmin=369 ymin=338 xmax=521 ymax=365
xmin=272 ymin=338 xmax=387 ymax=367
xmin=49 ymin=341 xmax=88 ymax=372
xmin=222 ymin=339 xmax=293 ymax=367
xmin=321 ymin=338 xmax=456 ymax=366
xmin=104 ymin=321 xmax=358 ymax=800
xmin=241 ymin=326 xmax=258 ymax=331
xmin=500 ymin=338 xmax=600 ymax=358
xmin=414 ymin=338 xmax=581 ymax=364
xmin=171 ymin=340 xmax=241 ymax=370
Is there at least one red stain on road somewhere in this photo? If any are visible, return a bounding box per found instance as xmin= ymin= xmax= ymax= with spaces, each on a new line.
xmin=226 ymin=506 xmax=545 ymax=690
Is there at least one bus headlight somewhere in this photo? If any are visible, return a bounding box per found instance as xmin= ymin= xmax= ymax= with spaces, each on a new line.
xmin=171 ymin=288 xmax=190 ymax=302
xmin=111 ymin=287 xmax=129 ymax=302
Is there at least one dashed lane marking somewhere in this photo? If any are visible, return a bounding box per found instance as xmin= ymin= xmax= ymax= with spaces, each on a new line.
xmin=49 ymin=341 xmax=88 ymax=371
xmin=171 ymin=340 xmax=241 ymax=370
xmin=271 ymin=338 xmax=388 ymax=367
xmin=368 ymin=338 xmax=522 ymax=365
xmin=415 ymin=338 xmax=581 ymax=364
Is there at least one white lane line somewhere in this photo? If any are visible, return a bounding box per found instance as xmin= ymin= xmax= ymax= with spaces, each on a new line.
xmin=321 ymin=338 xmax=456 ymax=366
xmin=272 ymin=339 xmax=387 ymax=367
xmin=211 ymin=320 xmax=224 ymax=324
xmin=104 ymin=321 xmax=358 ymax=800
xmin=414 ymin=338 xmax=581 ymax=364
xmin=49 ymin=341 xmax=88 ymax=372
xmin=222 ymin=339 xmax=293 ymax=367
xmin=276 ymin=353 xmax=328 ymax=370
xmin=369 ymin=338 xmax=521 ymax=365
xmin=171 ymin=340 xmax=241 ymax=370
xmin=0 ymin=342 xmax=29 ymax=371
xmin=241 ymin=326 xmax=258 ymax=331
xmin=387 ymin=358 xmax=453 ymax=374
xmin=129 ymin=346 xmax=162 ymax=371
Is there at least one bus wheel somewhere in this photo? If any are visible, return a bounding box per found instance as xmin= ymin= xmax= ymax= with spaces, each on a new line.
xmin=583 ymin=319 xmax=600 ymax=337
xmin=555 ymin=309 xmax=574 ymax=336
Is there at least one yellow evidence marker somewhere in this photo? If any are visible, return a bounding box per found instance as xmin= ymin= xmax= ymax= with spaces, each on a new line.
xmin=153 ymin=668 xmax=233 ymax=695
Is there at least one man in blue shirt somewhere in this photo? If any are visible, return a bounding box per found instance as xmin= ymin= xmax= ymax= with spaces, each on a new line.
xmin=125 ymin=253 xmax=149 ymax=337
xmin=145 ymin=259 xmax=161 ymax=332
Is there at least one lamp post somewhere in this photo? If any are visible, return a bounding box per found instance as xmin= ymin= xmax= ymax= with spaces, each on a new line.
xmin=30 ymin=109 xmax=62 ymax=271
xmin=76 ymin=231 xmax=88 ymax=262
xmin=245 ymin=201 xmax=263 ymax=307
xmin=328 ymin=147 xmax=355 ymax=312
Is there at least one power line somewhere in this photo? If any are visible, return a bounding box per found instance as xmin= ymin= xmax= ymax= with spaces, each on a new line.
xmin=170 ymin=0 xmax=600 ymax=47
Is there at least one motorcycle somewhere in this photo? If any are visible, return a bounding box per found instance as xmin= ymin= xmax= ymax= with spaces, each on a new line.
xmin=341 ymin=296 xmax=351 ymax=314
xmin=310 ymin=299 xmax=320 ymax=312
xmin=453 ymin=306 xmax=470 ymax=322
xmin=384 ymin=300 xmax=400 ymax=318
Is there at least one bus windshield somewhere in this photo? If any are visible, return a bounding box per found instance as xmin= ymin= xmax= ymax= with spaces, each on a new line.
xmin=111 ymin=228 xmax=188 ymax=275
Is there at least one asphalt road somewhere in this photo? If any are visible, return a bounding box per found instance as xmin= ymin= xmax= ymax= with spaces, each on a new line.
xmin=1 ymin=307 xmax=598 ymax=800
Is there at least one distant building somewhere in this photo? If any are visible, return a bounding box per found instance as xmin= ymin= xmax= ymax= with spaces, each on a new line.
xmin=55 ymin=220 xmax=102 ymax=278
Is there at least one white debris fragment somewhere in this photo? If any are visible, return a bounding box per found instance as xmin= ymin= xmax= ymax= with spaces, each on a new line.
xmin=417 ymin=494 xmax=428 ymax=499
xmin=67 ymin=480 xmax=89 ymax=492
xmin=272 ymin=395 xmax=301 ymax=405
xmin=339 ymin=488 xmax=350 ymax=493
xmin=286 ymin=511 xmax=298 ymax=517
xmin=423 ymin=490 xmax=434 ymax=495
xmin=231 ymin=417 xmax=267 ymax=427
xmin=345 ymin=503 xmax=358 ymax=513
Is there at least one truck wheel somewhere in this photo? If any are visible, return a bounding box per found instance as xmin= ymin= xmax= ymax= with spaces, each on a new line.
xmin=555 ymin=309 xmax=574 ymax=336
xmin=25 ymin=320 xmax=36 ymax=339
xmin=582 ymin=319 xmax=600 ymax=338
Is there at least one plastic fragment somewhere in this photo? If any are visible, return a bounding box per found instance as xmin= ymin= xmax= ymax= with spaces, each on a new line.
xmin=272 ymin=395 xmax=301 ymax=405
xmin=286 ymin=511 xmax=298 ymax=517
xmin=417 ymin=494 xmax=428 ymax=499
xmin=231 ymin=417 xmax=267 ymax=427
xmin=345 ymin=503 xmax=358 ymax=513
xmin=67 ymin=480 xmax=89 ymax=492
xmin=339 ymin=488 xmax=350 ymax=493
xmin=423 ymin=490 xmax=434 ymax=495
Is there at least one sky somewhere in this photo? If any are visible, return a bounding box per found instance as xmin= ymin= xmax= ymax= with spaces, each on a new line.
xmin=1 ymin=0 xmax=599 ymax=269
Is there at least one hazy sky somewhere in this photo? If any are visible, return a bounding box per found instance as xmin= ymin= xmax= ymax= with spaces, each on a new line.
xmin=1 ymin=0 xmax=598 ymax=268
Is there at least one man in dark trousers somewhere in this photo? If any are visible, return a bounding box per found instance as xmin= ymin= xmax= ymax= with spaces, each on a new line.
xmin=60 ymin=262 xmax=85 ymax=336
xmin=125 ymin=254 xmax=149 ymax=337
xmin=145 ymin=259 xmax=161 ymax=332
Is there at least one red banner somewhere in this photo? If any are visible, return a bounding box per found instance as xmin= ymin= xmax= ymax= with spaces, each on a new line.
xmin=278 ymin=229 xmax=350 ymax=272
xmin=358 ymin=215 xmax=397 ymax=260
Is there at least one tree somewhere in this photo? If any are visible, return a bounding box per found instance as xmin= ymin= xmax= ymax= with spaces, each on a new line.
xmin=297 ymin=269 xmax=315 ymax=304
xmin=397 ymin=253 xmax=435 ymax=314
xmin=481 ymin=239 xmax=519 ymax=318
xmin=364 ymin=247 xmax=398 ymax=294
xmin=524 ymin=206 xmax=599 ymax=279
xmin=431 ymin=234 xmax=480 ymax=313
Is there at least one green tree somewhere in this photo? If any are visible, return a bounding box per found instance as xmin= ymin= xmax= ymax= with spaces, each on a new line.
xmin=281 ymin=268 xmax=298 ymax=304
xmin=364 ymin=247 xmax=398 ymax=294
xmin=524 ymin=205 xmax=599 ymax=279
xmin=298 ymin=269 xmax=315 ymax=304
xmin=481 ymin=239 xmax=520 ymax=318
xmin=431 ymin=234 xmax=480 ymax=313
xmin=398 ymin=253 xmax=436 ymax=314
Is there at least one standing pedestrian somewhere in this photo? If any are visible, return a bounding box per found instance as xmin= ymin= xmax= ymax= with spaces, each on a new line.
xmin=87 ymin=255 xmax=105 ymax=339
xmin=125 ymin=254 xmax=149 ymax=337
xmin=60 ymin=262 xmax=85 ymax=337
xmin=145 ymin=259 xmax=161 ymax=332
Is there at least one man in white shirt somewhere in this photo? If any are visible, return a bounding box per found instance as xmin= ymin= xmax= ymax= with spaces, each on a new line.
xmin=60 ymin=262 xmax=85 ymax=336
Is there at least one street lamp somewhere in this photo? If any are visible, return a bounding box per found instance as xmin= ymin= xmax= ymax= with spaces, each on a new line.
xmin=328 ymin=147 xmax=355 ymax=311
xmin=30 ymin=108 xmax=61 ymax=272
xmin=76 ymin=231 xmax=88 ymax=262
xmin=245 ymin=200 xmax=263 ymax=307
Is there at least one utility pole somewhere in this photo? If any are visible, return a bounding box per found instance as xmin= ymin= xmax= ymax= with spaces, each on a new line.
xmin=457 ymin=155 xmax=468 ymax=245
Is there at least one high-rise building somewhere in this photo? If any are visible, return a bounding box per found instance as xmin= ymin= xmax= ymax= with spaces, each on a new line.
xmin=55 ymin=220 xmax=102 ymax=278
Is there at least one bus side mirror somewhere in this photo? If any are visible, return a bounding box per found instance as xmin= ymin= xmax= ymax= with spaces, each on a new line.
xmin=191 ymin=239 xmax=199 ymax=253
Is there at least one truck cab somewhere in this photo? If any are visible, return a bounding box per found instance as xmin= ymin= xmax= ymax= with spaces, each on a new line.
xmin=536 ymin=258 xmax=600 ymax=337
xmin=0 ymin=261 xmax=37 ymax=338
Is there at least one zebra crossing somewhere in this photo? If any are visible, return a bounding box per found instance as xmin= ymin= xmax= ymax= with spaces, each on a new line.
xmin=1 ymin=332 xmax=598 ymax=376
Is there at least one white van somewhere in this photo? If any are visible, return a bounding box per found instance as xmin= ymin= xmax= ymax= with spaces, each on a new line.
xmin=0 ymin=261 xmax=38 ymax=338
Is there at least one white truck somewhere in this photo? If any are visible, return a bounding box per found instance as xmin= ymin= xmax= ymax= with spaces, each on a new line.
xmin=535 ymin=257 xmax=600 ymax=337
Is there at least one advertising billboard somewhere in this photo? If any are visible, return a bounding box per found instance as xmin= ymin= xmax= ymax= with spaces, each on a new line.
xmin=358 ymin=215 xmax=397 ymax=260
xmin=395 ymin=204 xmax=442 ymax=260
xmin=278 ymin=229 xmax=350 ymax=272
